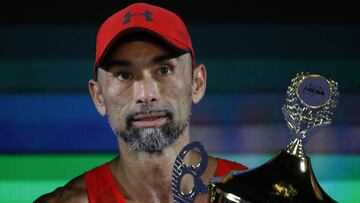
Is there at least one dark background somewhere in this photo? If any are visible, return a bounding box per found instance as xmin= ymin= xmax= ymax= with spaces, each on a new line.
xmin=2 ymin=1 xmax=360 ymax=24
xmin=1 ymin=2 xmax=359 ymax=202
xmin=1 ymin=0 xmax=359 ymax=153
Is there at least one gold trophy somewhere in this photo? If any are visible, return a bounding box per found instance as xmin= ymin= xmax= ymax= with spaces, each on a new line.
xmin=209 ymin=72 xmax=339 ymax=202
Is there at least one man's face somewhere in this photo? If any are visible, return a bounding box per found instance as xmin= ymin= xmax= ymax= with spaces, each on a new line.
xmin=92 ymin=37 xmax=197 ymax=153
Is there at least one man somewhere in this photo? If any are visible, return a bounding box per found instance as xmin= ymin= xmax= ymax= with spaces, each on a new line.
xmin=35 ymin=3 xmax=246 ymax=203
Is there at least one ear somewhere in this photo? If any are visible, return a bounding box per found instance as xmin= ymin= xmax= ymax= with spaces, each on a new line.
xmin=89 ymin=79 xmax=107 ymax=116
xmin=192 ymin=63 xmax=207 ymax=104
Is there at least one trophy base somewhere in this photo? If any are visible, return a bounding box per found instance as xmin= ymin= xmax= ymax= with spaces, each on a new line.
xmin=209 ymin=150 xmax=337 ymax=203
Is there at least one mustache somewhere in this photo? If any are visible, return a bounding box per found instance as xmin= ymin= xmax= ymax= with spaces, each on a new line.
xmin=125 ymin=106 xmax=174 ymax=127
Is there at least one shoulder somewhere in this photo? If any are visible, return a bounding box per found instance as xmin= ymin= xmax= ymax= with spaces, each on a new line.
xmin=213 ymin=156 xmax=248 ymax=176
xmin=34 ymin=175 xmax=88 ymax=203
xmin=216 ymin=157 xmax=247 ymax=169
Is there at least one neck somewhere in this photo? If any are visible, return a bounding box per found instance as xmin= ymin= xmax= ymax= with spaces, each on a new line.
xmin=111 ymin=126 xmax=194 ymax=202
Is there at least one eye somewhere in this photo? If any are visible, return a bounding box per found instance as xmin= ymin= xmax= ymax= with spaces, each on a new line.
xmin=115 ymin=71 xmax=133 ymax=81
xmin=157 ymin=65 xmax=172 ymax=76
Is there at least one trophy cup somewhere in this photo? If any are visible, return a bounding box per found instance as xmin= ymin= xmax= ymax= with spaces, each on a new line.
xmin=208 ymin=72 xmax=339 ymax=202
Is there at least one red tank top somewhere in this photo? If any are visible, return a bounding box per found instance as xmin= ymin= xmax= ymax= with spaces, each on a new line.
xmin=84 ymin=159 xmax=247 ymax=203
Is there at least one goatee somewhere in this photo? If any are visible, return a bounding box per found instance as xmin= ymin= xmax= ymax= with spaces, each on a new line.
xmin=112 ymin=108 xmax=189 ymax=153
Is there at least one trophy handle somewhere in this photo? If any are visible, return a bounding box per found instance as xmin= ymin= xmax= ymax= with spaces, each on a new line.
xmin=172 ymin=141 xmax=209 ymax=203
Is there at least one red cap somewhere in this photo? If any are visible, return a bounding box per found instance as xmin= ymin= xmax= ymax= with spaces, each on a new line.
xmin=94 ymin=3 xmax=195 ymax=75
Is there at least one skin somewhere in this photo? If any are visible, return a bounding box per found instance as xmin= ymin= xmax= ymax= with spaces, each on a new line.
xmin=35 ymin=37 xmax=218 ymax=203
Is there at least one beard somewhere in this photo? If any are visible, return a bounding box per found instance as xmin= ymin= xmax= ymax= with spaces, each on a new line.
xmin=110 ymin=106 xmax=189 ymax=153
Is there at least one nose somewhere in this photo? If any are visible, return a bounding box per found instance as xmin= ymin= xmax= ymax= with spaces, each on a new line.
xmin=134 ymin=75 xmax=160 ymax=105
